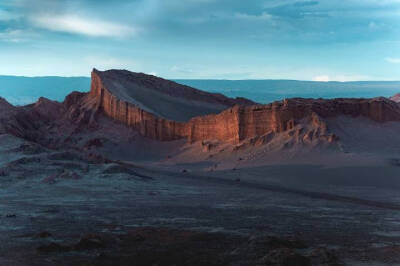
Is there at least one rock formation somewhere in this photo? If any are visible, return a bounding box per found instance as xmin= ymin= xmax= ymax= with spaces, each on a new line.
xmin=83 ymin=69 xmax=400 ymax=144
xmin=90 ymin=69 xmax=254 ymax=121
xmin=2 ymin=69 xmax=400 ymax=148
xmin=85 ymin=69 xmax=255 ymax=141
xmin=390 ymin=93 xmax=400 ymax=103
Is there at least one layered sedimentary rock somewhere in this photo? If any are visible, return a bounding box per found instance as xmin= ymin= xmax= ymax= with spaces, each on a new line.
xmin=187 ymin=97 xmax=400 ymax=143
xmin=2 ymin=69 xmax=400 ymax=147
xmin=87 ymin=69 xmax=400 ymax=144
xmin=89 ymin=70 xmax=185 ymax=141
xmin=90 ymin=69 xmax=253 ymax=122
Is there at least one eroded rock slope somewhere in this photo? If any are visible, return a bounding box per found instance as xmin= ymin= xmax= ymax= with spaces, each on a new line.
xmin=2 ymin=69 xmax=400 ymax=149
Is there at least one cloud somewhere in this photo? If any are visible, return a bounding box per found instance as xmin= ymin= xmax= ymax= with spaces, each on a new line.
xmin=84 ymin=56 xmax=138 ymax=70
xmin=171 ymin=65 xmax=194 ymax=74
xmin=294 ymin=1 xmax=320 ymax=7
xmin=263 ymin=1 xmax=324 ymax=19
xmin=30 ymin=14 xmax=137 ymax=38
xmin=0 ymin=9 xmax=19 ymax=21
xmin=385 ymin=57 xmax=400 ymax=64
xmin=235 ymin=12 xmax=272 ymax=21
xmin=312 ymin=75 xmax=330 ymax=82
xmin=0 ymin=29 xmax=38 ymax=42
xmin=312 ymin=74 xmax=369 ymax=82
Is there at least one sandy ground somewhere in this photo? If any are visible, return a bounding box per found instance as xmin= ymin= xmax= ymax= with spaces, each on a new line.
xmin=0 ymin=129 xmax=400 ymax=265
xmin=1 ymin=116 xmax=400 ymax=265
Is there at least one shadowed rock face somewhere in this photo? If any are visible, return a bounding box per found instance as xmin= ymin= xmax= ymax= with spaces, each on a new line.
xmin=0 ymin=97 xmax=52 ymax=142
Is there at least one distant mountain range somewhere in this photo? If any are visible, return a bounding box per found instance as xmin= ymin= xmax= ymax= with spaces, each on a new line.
xmin=176 ymin=79 xmax=400 ymax=104
xmin=0 ymin=75 xmax=90 ymax=105
xmin=0 ymin=75 xmax=399 ymax=105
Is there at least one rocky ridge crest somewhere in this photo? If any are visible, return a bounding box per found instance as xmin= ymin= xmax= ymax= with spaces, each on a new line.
xmin=2 ymin=69 xmax=400 ymax=150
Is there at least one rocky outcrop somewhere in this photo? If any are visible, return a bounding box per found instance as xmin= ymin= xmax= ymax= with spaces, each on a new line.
xmin=188 ymin=97 xmax=400 ymax=143
xmin=85 ymin=69 xmax=400 ymax=144
xmin=0 ymin=97 xmax=16 ymax=113
xmin=0 ymin=97 xmax=44 ymax=140
xmin=89 ymin=70 xmax=186 ymax=140
xmin=87 ymin=69 xmax=336 ymax=143
xmin=34 ymin=97 xmax=65 ymax=120
xmin=2 ymin=69 xmax=400 ymax=148
xmin=390 ymin=93 xmax=400 ymax=103
xmin=90 ymin=69 xmax=254 ymax=121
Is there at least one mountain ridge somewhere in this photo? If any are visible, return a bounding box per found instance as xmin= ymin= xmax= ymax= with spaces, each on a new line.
xmin=1 ymin=69 xmax=400 ymax=150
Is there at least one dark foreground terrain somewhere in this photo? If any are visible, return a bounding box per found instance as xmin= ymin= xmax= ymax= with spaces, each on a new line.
xmin=2 ymin=69 xmax=400 ymax=265
xmin=1 ymin=135 xmax=400 ymax=266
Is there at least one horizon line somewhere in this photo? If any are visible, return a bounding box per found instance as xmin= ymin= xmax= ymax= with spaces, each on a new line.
xmin=1 ymin=74 xmax=400 ymax=83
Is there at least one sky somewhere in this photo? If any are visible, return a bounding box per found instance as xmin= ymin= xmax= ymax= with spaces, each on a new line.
xmin=0 ymin=0 xmax=399 ymax=81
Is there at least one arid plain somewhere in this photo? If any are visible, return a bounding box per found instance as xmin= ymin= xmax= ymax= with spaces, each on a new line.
xmin=1 ymin=69 xmax=400 ymax=265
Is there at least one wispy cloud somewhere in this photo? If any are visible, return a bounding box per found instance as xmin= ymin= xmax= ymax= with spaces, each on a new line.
xmin=235 ymin=12 xmax=272 ymax=21
xmin=0 ymin=9 xmax=19 ymax=21
xmin=170 ymin=65 xmax=194 ymax=74
xmin=30 ymin=14 xmax=137 ymax=38
xmin=385 ymin=57 xmax=400 ymax=64
xmin=0 ymin=29 xmax=38 ymax=42
xmin=312 ymin=75 xmax=331 ymax=82
xmin=84 ymin=56 xmax=138 ymax=70
xmin=312 ymin=74 xmax=369 ymax=82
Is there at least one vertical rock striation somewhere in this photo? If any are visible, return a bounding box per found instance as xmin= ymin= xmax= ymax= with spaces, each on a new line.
xmin=78 ymin=69 xmax=400 ymax=144
xmin=89 ymin=70 xmax=186 ymax=140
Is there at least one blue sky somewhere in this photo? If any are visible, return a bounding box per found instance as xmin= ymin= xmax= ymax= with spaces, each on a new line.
xmin=0 ymin=0 xmax=399 ymax=80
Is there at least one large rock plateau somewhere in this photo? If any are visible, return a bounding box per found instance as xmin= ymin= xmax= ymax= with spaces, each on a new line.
xmin=1 ymin=68 xmax=400 ymax=149
xmin=83 ymin=69 xmax=400 ymax=145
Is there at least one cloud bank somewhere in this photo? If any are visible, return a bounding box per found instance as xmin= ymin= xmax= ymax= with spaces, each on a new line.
xmin=31 ymin=15 xmax=136 ymax=38
xmin=0 ymin=0 xmax=399 ymax=80
xmin=385 ymin=57 xmax=400 ymax=64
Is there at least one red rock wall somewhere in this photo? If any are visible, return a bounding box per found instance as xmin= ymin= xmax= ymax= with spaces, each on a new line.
xmin=186 ymin=98 xmax=400 ymax=143
xmin=186 ymin=107 xmax=240 ymax=143
xmin=312 ymin=98 xmax=400 ymax=122
xmin=90 ymin=71 xmax=400 ymax=143
xmin=237 ymin=101 xmax=302 ymax=141
xmin=91 ymin=71 xmax=187 ymax=141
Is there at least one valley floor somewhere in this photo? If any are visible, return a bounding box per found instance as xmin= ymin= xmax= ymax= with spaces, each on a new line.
xmin=1 ymin=134 xmax=400 ymax=265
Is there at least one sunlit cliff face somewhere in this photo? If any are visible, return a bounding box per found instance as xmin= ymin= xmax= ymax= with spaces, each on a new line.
xmin=83 ymin=69 xmax=400 ymax=146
